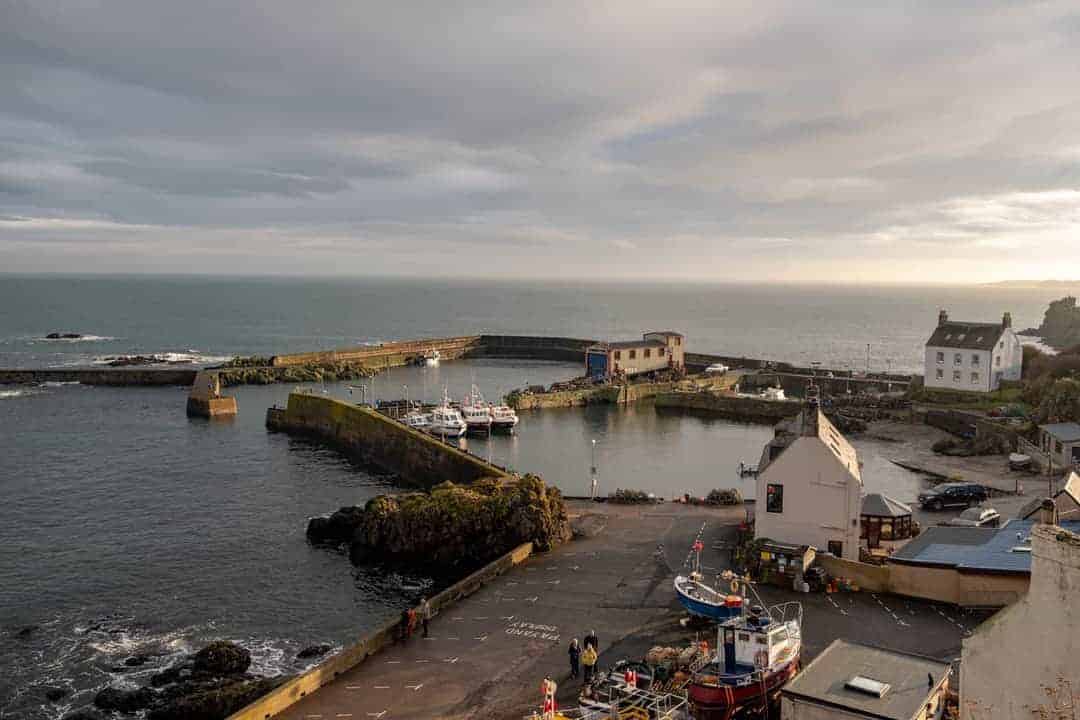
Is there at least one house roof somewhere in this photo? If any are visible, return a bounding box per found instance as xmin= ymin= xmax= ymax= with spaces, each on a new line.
xmin=606 ymin=339 xmax=667 ymax=350
xmin=782 ymin=639 xmax=951 ymax=720
xmin=1019 ymin=472 xmax=1080 ymax=521
xmin=1040 ymin=423 xmax=1080 ymax=443
xmin=758 ymin=406 xmax=861 ymax=482
xmin=925 ymin=322 xmax=1005 ymax=351
xmin=644 ymin=330 xmax=684 ymax=337
xmin=862 ymin=493 xmax=912 ymax=518
xmin=888 ymin=519 xmax=1080 ymax=574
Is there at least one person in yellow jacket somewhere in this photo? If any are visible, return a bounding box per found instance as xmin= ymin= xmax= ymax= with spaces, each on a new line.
xmin=581 ymin=644 xmax=598 ymax=683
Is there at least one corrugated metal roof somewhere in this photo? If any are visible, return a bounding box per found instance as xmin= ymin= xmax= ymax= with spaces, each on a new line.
xmin=1041 ymin=423 xmax=1080 ymax=443
xmin=889 ymin=519 xmax=1080 ymax=574
xmin=783 ymin=639 xmax=950 ymax=720
xmin=606 ymin=339 xmax=667 ymax=350
xmin=925 ymin=321 xmax=1005 ymax=350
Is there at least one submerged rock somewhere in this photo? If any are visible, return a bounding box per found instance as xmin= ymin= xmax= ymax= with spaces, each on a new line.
xmin=148 ymin=677 xmax=288 ymax=720
xmin=192 ymin=641 xmax=251 ymax=676
xmin=45 ymin=332 xmax=83 ymax=339
xmin=296 ymin=644 xmax=333 ymax=660
xmin=62 ymin=709 xmax=105 ymax=720
xmin=15 ymin=624 xmax=39 ymax=639
xmin=43 ymin=686 xmax=68 ymax=702
xmin=311 ymin=474 xmax=571 ymax=569
xmin=124 ymin=654 xmax=151 ymax=667
xmin=93 ymin=685 xmax=156 ymax=712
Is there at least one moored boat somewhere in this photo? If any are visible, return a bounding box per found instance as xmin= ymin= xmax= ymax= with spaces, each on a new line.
xmin=428 ymin=390 xmax=467 ymax=437
xmin=403 ymin=411 xmax=431 ymax=430
xmin=488 ymin=402 xmax=519 ymax=432
xmin=461 ymin=385 xmax=493 ymax=434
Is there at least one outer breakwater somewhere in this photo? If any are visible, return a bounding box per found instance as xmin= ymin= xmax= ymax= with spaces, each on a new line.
xmin=0 ymin=368 xmax=198 ymax=385
xmin=266 ymin=392 xmax=509 ymax=488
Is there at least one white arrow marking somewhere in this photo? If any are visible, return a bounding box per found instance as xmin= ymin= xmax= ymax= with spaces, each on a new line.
xmin=570 ymin=565 xmax=581 ymax=571
xmin=501 ymin=615 xmax=515 ymax=621
xmin=444 ymin=657 xmax=459 ymax=664
xmin=366 ymin=712 xmax=387 ymax=719
xmin=526 ymin=596 xmax=539 ymax=603
xmin=547 ymin=580 xmax=560 ymax=585
xmin=475 ymin=634 xmax=488 ymax=642
xmin=406 ymin=683 xmax=424 ymax=692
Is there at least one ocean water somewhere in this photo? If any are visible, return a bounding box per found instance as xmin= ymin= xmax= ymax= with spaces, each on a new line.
xmin=0 ymin=275 xmax=1062 ymax=372
xmin=0 ymin=275 xmax=1062 ymax=718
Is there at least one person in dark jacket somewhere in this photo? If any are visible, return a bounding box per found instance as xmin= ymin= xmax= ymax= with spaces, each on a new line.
xmin=584 ymin=630 xmax=599 ymax=652
xmin=568 ymin=638 xmax=581 ymax=680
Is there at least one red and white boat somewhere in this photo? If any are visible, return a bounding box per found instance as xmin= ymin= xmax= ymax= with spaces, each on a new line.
xmin=687 ymin=597 xmax=802 ymax=719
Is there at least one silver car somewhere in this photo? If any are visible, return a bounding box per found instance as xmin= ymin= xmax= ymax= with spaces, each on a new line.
xmin=945 ymin=506 xmax=1001 ymax=528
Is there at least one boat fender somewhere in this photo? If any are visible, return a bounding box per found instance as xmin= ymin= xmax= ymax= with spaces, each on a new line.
xmin=730 ymin=579 xmax=739 ymax=593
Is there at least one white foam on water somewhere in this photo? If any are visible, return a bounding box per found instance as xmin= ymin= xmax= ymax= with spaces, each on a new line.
xmin=0 ymin=389 xmax=26 ymax=399
xmin=36 ymin=335 xmax=118 ymax=343
xmin=91 ymin=351 xmax=232 ymax=366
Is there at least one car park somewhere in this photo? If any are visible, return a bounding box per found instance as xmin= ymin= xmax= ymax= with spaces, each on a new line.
xmin=917 ymin=482 xmax=988 ymax=511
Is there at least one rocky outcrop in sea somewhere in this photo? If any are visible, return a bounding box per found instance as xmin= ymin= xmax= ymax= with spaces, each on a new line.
xmin=307 ymin=474 xmax=572 ymax=568
xmin=63 ymin=640 xmax=288 ymax=720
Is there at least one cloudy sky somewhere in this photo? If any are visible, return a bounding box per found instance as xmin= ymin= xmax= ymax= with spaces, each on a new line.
xmin=3 ymin=1 xmax=1080 ymax=281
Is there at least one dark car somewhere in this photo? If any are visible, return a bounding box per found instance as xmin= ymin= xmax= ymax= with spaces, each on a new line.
xmin=917 ymin=482 xmax=988 ymax=510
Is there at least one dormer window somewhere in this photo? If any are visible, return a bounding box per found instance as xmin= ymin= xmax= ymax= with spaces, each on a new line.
xmin=958 ymin=333 xmax=966 ymax=341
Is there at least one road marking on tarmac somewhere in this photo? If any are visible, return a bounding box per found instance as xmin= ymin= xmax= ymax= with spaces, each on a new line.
xmin=406 ymin=683 xmax=424 ymax=692
xmin=337 ymin=714 xmax=353 ymax=718
xmin=373 ymin=686 xmax=390 ymax=690
xmin=346 ymin=685 xmax=364 ymax=689
xmin=444 ymin=657 xmax=459 ymax=663
xmin=386 ymin=660 xmax=401 ymax=664
xmin=475 ymin=634 xmax=488 ymax=642
xmin=366 ymin=712 xmax=387 ymax=719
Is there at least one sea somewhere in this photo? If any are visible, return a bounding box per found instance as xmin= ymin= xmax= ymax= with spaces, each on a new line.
xmin=0 ymin=275 xmax=1064 ymax=718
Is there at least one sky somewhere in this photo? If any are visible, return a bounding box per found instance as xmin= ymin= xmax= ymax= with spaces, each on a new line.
xmin=2 ymin=1 xmax=1080 ymax=282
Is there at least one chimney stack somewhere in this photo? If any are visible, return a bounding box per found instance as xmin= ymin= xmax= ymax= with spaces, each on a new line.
xmin=1003 ymin=311 xmax=1012 ymax=329
xmin=938 ymin=309 xmax=948 ymax=326
xmin=1038 ymin=498 xmax=1058 ymax=526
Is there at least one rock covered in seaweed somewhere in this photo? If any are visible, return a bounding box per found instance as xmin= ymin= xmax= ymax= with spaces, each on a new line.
xmin=307 ymin=474 xmax=571 ymax=567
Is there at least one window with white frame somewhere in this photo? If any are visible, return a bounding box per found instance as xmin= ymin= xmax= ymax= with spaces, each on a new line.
xmin=971 ymin=354 xmax=980 ymax=365
xmin=971 ymin=372 xmax=979 ymax=384
xmin=936 ymin=351 xmax=944 ymax=364
xmin=953 ymin=370 xmax=961 ymax=382
xmin=936 ymin=368 xmax=944 ymax=380
xmin=954 ymin=353 xmax=962 ymax=365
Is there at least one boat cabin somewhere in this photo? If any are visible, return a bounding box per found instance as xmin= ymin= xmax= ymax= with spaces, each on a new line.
xmin=722 ymin=617 xmax=797 ymax=675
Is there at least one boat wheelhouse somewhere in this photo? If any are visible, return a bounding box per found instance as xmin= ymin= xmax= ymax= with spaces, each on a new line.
xmin=489 ymin=403 xmax=519 ymax=432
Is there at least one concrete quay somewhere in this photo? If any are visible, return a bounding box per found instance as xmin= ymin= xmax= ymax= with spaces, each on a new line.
xmin=262 ymin=501 xmax=972 ymax=720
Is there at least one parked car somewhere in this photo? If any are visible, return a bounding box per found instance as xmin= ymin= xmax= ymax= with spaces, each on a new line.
xmin=917 ymin=482 xmax=988 ymax=510
xmin=946 ymin=506 xmax=1001 ymax=527
xmin=705 ymin=363 xmax=729 ymax=374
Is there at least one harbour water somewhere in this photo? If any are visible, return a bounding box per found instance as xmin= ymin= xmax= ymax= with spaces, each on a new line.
xmin=0 ymin=276 xmax=1059 ymax=718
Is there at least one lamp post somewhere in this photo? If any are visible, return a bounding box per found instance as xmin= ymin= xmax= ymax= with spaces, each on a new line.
xmin=590 ymin=439 xmax=598 ymax=500
xmin=403 ymin=384 xmax=409 ymax=414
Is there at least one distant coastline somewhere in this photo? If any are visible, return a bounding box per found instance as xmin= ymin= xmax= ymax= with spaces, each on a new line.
xmin=982 ymin=279 xmax=1080 ymax=290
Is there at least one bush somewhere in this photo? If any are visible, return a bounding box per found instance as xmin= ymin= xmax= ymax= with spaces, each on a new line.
xmin=608 ymin=488 xmax=654 ymax=504
xmin=705 ymin=488 xmax=743 ymax=506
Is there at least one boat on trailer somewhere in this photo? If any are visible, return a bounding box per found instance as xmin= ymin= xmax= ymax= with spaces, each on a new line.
xmin=674 ymin=541 xmax=745 ymax=622
xmin=687 ymin=600 xmax=802 ymax=720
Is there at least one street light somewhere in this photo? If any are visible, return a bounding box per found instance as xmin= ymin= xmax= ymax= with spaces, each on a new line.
xmin=590 ymin=439 xmax=599 ymax=500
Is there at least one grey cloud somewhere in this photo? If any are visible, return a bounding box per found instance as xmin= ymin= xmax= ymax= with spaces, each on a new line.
xmin=2 ymin=1 xmax=1080 ymax=279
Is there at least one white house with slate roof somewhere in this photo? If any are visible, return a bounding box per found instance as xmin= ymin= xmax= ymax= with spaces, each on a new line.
xmin=755 ymin=396 xmax=863 ymax=561
xmin=924 ymin=309 xmax=1022 ymax=393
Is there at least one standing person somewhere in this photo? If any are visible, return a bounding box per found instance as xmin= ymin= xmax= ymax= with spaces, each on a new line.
xmin=584 ymin=629 xmax=599 ymax=653
xmin=581 ymin=643 xmax=598 ymax=683
xmin=420 ymin=597 xmax=432 ymax=638
xmin=399 ymin=608 xmax=411 ymax=642
xmin=568 ymin=638 xmax=581 ymax=680
xmin=541 ymin=675 xmax=557 ymax=719
xmin=406 ymin=608 xmax=417 ymax=639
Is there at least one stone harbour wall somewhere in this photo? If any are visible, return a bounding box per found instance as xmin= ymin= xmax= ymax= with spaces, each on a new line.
xmin=653 ymin=390 xmax=802 ymax=423
xmin=0 ymin=368 xmax=199 ymax=385
xmin=225 ymin=542 xmax=534 ymax=720
xmin=267 ymin=392 xmax=509 ymax=488
xmin=269 ymin=336 xmax=482 ymax=368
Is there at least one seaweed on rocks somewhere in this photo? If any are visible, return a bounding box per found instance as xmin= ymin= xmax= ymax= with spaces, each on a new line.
xmin=307 ymin=474 xmax=572 ymax=569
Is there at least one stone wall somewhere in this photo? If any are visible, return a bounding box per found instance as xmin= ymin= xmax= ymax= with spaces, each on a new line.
xmin=267 ymin=393 xmax=509 ymax=488
xmin=507 ymin=379 xmax=682 ymax=410
xmin=654 ymin=390 xmax=802 ymax=423
xmin=0 ymin=368 xmax=199 ymax=385
xmin=225 ymin=542 xmax=534 ymax=720
xmin=270 ymin=336 xmax=482 ymax=368
xmin=475 ymin=334 xmax=597 ymax=363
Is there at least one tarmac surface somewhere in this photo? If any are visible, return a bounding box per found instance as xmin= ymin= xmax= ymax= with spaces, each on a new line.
xmin=278 ymin=500 xmax=979 ymax=720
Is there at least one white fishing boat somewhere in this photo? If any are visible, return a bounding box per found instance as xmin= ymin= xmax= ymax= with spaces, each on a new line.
xmin=428 ymin=390 xmax=467 ymax=437
xmin=461 ymin=386 xmax=493 ymax=434
xmin=761 ymin=386 xmax=786 ymax=401
xmin=423 ymin=350 xmax=441 ymax=367
xmin=403 ymin=411 xmax=431 ymax=430
xmin=489 ymin=403 xmax=519 ymax=432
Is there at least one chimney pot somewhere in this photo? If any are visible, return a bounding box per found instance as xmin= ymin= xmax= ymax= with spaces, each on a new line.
xmin=1039 ymin=498 xmax=1058 ymax=526
xmin=1003 ymin=311 xmax=1012 ymax=329
xmin=938 ymin=309 xmax=948 ymax=326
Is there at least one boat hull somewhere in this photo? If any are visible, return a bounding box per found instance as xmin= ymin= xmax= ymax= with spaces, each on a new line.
xmin=675 ymin=578 xmax=744 ymax=621
xmin=688 ymin=657 xmax=799 ymax=720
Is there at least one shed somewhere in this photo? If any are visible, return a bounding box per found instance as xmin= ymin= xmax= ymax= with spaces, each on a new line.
xmin=1038 ymin=423 xmax=1080 ymax=469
